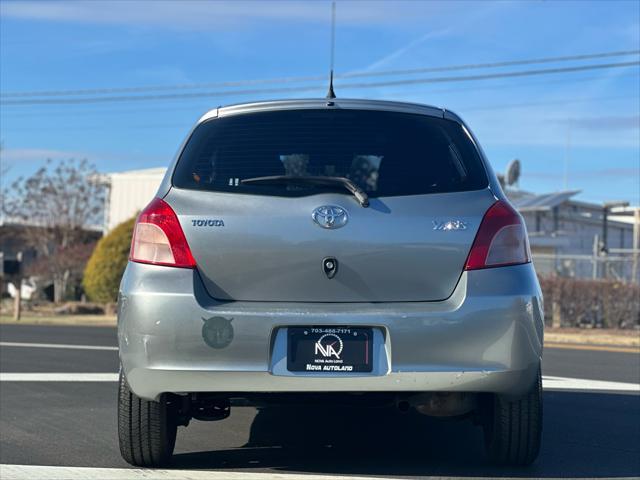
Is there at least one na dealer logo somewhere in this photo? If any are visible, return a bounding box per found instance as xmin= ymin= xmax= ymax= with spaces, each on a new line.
xmin=314 ymin=333 xmax=344 ymax=359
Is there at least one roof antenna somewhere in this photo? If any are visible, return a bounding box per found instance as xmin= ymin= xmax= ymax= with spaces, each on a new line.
xmin=326 ymin=1 xmax=337 ymax=102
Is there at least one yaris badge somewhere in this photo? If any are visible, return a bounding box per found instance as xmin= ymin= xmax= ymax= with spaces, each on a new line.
xmin=432 ymin=220 xmax=468 ymax=231
xmin=312 ymin=205 xmax=348 ymax=229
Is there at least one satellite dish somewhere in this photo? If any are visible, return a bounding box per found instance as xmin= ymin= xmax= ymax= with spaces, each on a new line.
xmin=505 ymin=159 xmax=521 ymax=187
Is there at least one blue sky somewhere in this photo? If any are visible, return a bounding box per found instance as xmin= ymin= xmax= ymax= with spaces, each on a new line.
xmin=1 ymin=0 xmax=638 ymax=204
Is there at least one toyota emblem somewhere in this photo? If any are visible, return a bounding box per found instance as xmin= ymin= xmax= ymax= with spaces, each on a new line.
xmin=311 ymin=205 xmax=348 ymax=229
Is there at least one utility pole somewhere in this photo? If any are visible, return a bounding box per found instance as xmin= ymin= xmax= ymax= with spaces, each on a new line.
xmin=592 ymin=234 xmax=599 ymax=280
xmin=11 ymin=252 xmax=23 ymax=321
xmin=13 ymin=275 xmax=22 ymax=321
xmin=602 ymin=201 xmax=630 ymax=253
xmin=564 ymin=120 xmax=571 ymax=190
xmin=633 ymin=208 xmax=640 ymax=284
xmin=602 ymin=206 xmax=608 ymax=254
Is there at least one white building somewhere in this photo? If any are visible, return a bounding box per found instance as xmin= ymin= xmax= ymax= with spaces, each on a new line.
xmin=506 ymin=189 xmax=638 ymax=280
xmin=508 ymin=189 xmax=635 ymax=254
xmin=102 ymin=167 xmax=166 ymax=231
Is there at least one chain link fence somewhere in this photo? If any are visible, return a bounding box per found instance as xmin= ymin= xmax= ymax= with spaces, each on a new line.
xmin=532 ymin=251 xmax=640 ymax=284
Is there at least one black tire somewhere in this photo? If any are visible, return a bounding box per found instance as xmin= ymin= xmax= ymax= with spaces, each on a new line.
xmin=483 ymin=368 xmax=543 ymax=466
xmin=118 ymin=371 xmax=177 ymax=467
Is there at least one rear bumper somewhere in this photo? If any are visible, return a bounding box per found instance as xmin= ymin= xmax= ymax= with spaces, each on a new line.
xmin=118 ymin=262 xmax=544 ymax=401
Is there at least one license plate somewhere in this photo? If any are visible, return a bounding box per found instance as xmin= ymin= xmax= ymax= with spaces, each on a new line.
xmin=287 ymin=327 xmax=374 ymax=373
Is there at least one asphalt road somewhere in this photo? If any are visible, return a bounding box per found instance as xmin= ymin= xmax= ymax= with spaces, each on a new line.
xmin=1 ymin=324 xmax=639 ymax=479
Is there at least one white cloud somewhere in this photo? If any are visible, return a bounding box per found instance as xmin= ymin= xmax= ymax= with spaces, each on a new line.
xmin=353 ymin=1 xmax=508 ymax=73
xmin=0 ymin=148 xmax=94 ymax=188
xmin=526 ymin=168 xmax=640 ymax=180
xmin=356 ymin=29 xmax=453 ymax=72
xmin=0 ymin=148 xmax=88 ymax=163
xmin=478 ymin=120 xmax=639 ymax=148
xmin=564 ymin=116 xmax=640 ymax=131
xmin=0 ymin=1 xmax=455 ymax=30
xmin=131 ymin=66 xmax=193 ymax=85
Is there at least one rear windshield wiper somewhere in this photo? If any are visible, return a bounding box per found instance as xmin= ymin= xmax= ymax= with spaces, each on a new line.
xmin=241 ymin=175 xmax=370 ymax=208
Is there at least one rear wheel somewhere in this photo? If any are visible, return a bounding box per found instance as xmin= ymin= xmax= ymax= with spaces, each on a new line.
xmin=483 ymin=368 xmax=542 ymax=465
xmin=118 ymin=371 xmax=177 ymax=467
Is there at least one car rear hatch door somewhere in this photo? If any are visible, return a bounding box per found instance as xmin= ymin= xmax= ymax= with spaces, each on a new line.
xmin=167 ymin=106 xmax=494 ymax=302
xmin=166 ymin=187 xmax=495 ymax=302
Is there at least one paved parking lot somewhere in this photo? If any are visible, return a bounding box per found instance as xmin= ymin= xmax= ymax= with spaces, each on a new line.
xmin=1 ymin=324 xmax=639 ymax=479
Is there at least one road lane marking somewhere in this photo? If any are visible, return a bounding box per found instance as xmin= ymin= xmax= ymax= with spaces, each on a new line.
xmin=0 ymin=373 xmax=637 ymax=392
xmin=2 ymin=341 xmax=636 ymax=354
xmin=0 ymin=342 xmax=118 ymax=351
xmin=2 ymin=464 xmax=635 ymax=480
xmin=3 ymin=341 xmax=637 ymax=354
xmin=545 ymin=342 xmax=639 ymax=354
xmin=0 ymin=373 xmax=118 ymax=382
xmin=542 ymin=375 xmax=639 ymax=392
xmin=0 ymin=465 xmax=408 ymax=480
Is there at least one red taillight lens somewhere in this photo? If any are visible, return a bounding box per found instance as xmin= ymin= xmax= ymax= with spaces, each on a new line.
xmin=130 ymin=198 xmax=196 ymax=268
xmin=464 ymin=200 xmax=531 ymax=270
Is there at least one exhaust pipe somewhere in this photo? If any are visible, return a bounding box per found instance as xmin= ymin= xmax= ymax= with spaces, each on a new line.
xmin=411 ymin=392 xmax=477 ymax=417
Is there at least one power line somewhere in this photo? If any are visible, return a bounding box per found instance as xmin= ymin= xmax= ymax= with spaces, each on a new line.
xmin=341 ymin=49 xmax=640 ymax=79
xmin=3 ymin=70 xmax=638 ymax=118
xmin=1 ymin=60 xmax=638 ymax=106
xmin=2 ymin=94 xmax=636 ymax=133
xmin=3 ymin=95 xmax=638 ymax=135
xmin=459 ymin=94 xmax=640 ymax=113
xmin=346 ymin=61 xmax=640 ymax=88
xmin=1 ymin=49 xmax=638 ymax=99
xmin=1 ymin=123 xmax=188 ymax=133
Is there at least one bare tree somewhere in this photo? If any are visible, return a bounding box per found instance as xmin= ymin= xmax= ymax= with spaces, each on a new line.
xmin=1 ymin=159 xmax=105 ymax=303
xmin=25 ymin=241 xmax=97 ymax=300
xmin=0 ymin=143 xmax=8 ymax=214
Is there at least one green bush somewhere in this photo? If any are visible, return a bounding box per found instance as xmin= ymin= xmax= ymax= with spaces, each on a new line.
xmin=83 ymin=217 xmax=135 ymax=303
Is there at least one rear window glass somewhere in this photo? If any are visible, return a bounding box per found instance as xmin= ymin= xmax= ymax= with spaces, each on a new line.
xmin=172 ymin=109 xmax=488 ymax=197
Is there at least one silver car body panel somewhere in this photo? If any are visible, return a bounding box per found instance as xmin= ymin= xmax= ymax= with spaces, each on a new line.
xmin=118 ymin=261 xmax=543 ymax=401
xmin=167 ymin=188 xmax=496 ymax=302
xmin=123 ymin=98 xmax=543 ymax=401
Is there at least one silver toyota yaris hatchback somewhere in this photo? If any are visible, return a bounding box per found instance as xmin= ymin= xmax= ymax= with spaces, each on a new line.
xmin=117 ymin=98 xmax=543 ymax=467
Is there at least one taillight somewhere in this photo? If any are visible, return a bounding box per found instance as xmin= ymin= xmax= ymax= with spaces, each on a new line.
xmin=130 ymin=198 xmax=196 ymax=268
xmin=464 ymin=200 xmax=530 ymax=270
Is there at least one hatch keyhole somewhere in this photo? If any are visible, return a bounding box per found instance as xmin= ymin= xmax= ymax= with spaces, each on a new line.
xmin=323 ymin=257 xmax=338 ymax=279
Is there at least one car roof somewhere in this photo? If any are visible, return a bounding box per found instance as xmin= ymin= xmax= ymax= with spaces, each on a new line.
xmin=197 ymin=98 xmax=462 ymax=124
